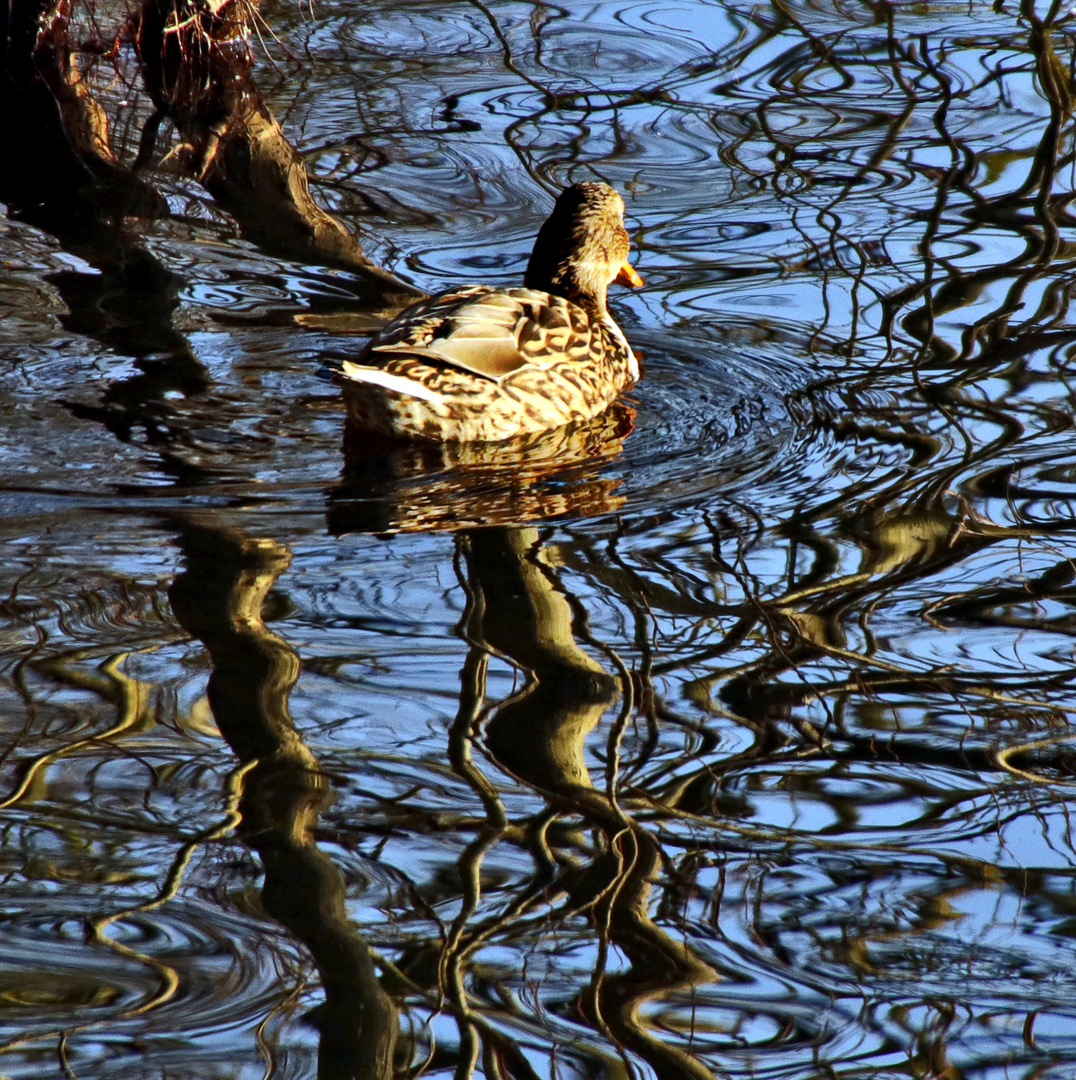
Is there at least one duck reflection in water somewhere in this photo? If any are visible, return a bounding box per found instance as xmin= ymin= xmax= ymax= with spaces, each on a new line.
xmin=329 ymin=400 xmax=636 ymax=534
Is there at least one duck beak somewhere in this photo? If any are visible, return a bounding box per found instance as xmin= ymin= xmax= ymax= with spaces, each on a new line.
xmin=614 ymin=261 xmax=644 ymax=288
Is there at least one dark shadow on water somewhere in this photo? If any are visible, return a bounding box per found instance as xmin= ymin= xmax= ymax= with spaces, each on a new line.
xmin=0 ymin=0 xmax=416 ymax=484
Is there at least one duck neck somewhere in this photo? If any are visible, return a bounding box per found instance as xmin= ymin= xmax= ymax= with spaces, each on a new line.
xmin=547 ymin=268 xmax=609 ymax=321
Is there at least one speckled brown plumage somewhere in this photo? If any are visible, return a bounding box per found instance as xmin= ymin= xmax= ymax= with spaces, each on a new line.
xmin=338 ymin=182 xmax=642 ymax=443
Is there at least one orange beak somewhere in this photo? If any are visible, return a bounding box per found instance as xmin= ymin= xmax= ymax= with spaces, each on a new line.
xmin=614 ymin=261 xmax=644 ymax=288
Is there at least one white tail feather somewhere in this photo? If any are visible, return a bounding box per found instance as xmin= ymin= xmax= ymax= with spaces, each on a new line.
xmin=341 ymin=363 xmax=443 ymax=404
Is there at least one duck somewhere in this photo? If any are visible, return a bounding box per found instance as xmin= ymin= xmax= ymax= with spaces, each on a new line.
xmin=338 ymin=181 xmax=643 ymax=443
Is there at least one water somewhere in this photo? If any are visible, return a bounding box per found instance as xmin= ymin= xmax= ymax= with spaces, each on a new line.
xmin=3 ymin=0 xmax=1076 ymax=1076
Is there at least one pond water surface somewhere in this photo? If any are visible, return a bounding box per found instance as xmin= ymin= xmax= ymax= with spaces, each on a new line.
xmin=3 ymin=0 xmax=1076 ymax=1077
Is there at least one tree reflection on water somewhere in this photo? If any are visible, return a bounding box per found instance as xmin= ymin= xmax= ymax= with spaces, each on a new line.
xmin=1 ymin=0 xmax=1076 ymax=1077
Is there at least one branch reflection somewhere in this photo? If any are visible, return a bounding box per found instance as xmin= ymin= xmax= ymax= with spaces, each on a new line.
xmin=168 ymin=519 xmax=398 ymax=1080
xmin=451 ymin=526 xmax=717 ymax=1079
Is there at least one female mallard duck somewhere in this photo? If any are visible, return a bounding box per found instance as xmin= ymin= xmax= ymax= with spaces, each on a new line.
xmin=339 ymin=182 xmax=643 ymax=442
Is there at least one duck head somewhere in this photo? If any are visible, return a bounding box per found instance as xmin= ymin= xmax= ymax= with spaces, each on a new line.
xmin=524 ymin=182 xmax=643 ymax=317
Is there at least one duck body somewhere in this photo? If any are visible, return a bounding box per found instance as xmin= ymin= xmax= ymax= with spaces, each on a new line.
xmin=338 ymin=182 xmax=642 ymax=443
xmin=340 ymin=284 xmax=639 ymax=442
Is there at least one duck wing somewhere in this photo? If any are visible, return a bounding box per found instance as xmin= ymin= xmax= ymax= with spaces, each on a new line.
xmin=364 ymin=286 xmax=592 ymax=381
